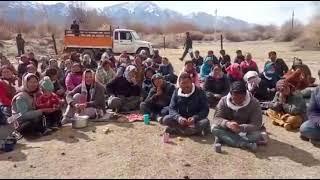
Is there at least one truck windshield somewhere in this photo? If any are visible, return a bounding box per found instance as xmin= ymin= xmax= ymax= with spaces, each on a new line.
xmin=132 ymin=32 xmax=140 ymax=40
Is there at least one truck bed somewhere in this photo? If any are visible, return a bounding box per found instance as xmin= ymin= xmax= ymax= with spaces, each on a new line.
xmin=64 ymin=30 xmax=113 ymax=49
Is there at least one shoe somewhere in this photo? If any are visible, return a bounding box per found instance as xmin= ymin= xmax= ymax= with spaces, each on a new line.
xmin=246 ymin=143 xmax=258 ymax=152
xmin=157 ymin=116 xmax=163 ymax=124
xmin=300 ymin=135 xmax=309 ymax=141
xmin=310 ymin=139 xmax=320 ymax=146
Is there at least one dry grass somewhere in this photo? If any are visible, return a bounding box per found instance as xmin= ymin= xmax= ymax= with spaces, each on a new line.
xmin=274 ymin=20 xmax=304 ymax=42
xmin=1 ymin=40 xmax=320 ymax=178
xmin=295 ymin=16 xmax=320 ymax=50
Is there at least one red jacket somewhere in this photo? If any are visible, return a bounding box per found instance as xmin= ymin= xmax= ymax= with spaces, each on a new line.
xmin=35 ymin=92 xmax=60 ymax=109
xmin=0 ymin=80 xmax=15 ymax=106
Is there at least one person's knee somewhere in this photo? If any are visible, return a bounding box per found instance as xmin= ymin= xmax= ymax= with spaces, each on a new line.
xmin=162 ymin=115 xmax=175 ymax=126
xmin=211 ymin=126 xmax=225 ymax=136
xmin=300 ymin=120 xmax=315 ymax=136
xmin=108 ymin=97 xmax=122 ymax=110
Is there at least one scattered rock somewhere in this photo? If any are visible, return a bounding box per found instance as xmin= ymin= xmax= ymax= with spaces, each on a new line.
xmin=183 ymin=163 xmax=191 ymax=167
xmin=69 ymin=135 xmax=75 ymax=139
xmin=61 ymin=152 xmax=65 ymax=156
xmin=30 ymin=165 xmax=36 ymax=168
xmin=7 ymin=156 xmax=12 ymax=160
xmin=92 ymin=130 xmax=96 ymax=133
xmin=178 ymin=137 xmax=183 ymax=141
xmin=103 ymin=128 xmax=111 ymax=134
xmin=183 ymin=176 xmax=190 ymax=179
xmin=13 ymin=164 xmax=17 ymax=168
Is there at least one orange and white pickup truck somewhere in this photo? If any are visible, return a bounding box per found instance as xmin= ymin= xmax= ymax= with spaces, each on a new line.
xmin=63 ymin=28 xmax=154 ymax=58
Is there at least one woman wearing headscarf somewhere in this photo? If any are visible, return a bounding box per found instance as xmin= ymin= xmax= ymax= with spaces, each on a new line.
xmin=65 ymin=63 xmax=83 ymax=92
xmin=300 ymin=86 xmax=320 ymax=146
xmin=261 ymin=62 xmax=281 ymax=90
xmin=158 ymin=57 xmax=177 ymax=84
xmin=200 ymin=56 xmax=215 ymax=81
xmin=243 ymin=71 xmax=274 ymax=101
xmin=240 ymin=53 xmax=259 ymax=75
xmin=0 ymin=65 xmax=17 ymax=124
xmin=141 ymin=67 xmax=156 ymax=100
xmin=177 ymin=60 xmax=200 ymax=88
xmin=82 ymin=54 xmax=98 ymax=70
xmin=204 ymin=64 xmax=230 ymax=108
xmin=44 ymin=68 xmax=65 ymax=97
xmin=106 ymin=65 xmax=141 ymax=112
xmin=211 ymin=81 xmax=267 ymax=152
xmin=226 ymin=63 xmax=243 ymax=83
xmin=10 ymin=73 xmax=58 ymax=136
xmin=95 ymin=59 xmax=116 ymax=86
xmin=101 ymin=50 xmax=117 ymax=70
xmin=266 ymin=79 xmax=306 ymax=131
xmin=49 ymin=59 xmax=64 ymax=85
xmin=62 ymin=69 xmax=106 ymax=124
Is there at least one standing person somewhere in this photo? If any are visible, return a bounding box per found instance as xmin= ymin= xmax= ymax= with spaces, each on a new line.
xmin=192 ymin=50 xmax=204 ymax=73
xmin=16 ymin=33 xmax=25 ymax=56
xmin=162 ymin=72 xmax=210 ymax=136
xmin=219 ymin=49 xmax=231 ymax=73
xmin=70 ymin=20 xmax=80 ymax=36
xmin=240 ymin=53 xmax=259 ymax=75
xmin=234 ymin=50 xmax=245 ymax=64
xmin=265 ymin=51 xmax=288 ymax=78
xmin=179 ymin=32 xmax=193 ymax=61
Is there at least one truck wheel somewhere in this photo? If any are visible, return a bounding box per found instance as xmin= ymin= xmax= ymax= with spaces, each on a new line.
xmin=137 ymin=48 xmax=150 ymax=57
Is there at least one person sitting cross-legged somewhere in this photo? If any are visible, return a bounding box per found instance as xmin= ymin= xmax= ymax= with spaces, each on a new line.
xmin=266 ymin=79 xmax=306 ymax=131
xmin=211 ymin=81 xmax=268 ymax=153
xmin=300 ymin=86 xmax=320 ymax=146
xmin=140 ymin=74 xmax=176 ymax=123
xmin=203 ymin=64 xmax=229 ymax=108
xmin=162 ymin=72 xmax=210 ymax=136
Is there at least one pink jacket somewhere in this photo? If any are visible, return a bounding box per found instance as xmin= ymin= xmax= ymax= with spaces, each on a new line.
xmin=65 ymin=72 xmax=82 ymax=91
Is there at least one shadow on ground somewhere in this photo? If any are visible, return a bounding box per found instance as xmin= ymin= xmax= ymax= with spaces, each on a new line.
xmin=255 ymin=138 xmax=320 ymax=167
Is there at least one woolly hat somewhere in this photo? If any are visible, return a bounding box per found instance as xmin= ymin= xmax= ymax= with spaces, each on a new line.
xmin=230 ymin=81 xmax=247 ymax=95
xmin=40 ymin=76 xmax=54 ymax=92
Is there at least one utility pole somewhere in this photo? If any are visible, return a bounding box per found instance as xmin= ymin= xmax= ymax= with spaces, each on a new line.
xmin=214 ymin=8 xmax=218 ymax=42
xmin=291 ymin=10 xmax=294 ymax=30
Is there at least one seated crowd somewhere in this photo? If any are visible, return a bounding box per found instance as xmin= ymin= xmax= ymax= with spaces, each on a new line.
xmin=0 ymin=47 xmax=319 ymax=154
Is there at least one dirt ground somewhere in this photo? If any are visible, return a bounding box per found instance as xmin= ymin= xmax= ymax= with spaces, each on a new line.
xmin=0 ymin=40 xmax=320 ymax=178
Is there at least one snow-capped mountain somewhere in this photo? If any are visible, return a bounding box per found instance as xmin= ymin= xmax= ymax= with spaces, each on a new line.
xmin=0 ymin=1 xmax=252 ymax=30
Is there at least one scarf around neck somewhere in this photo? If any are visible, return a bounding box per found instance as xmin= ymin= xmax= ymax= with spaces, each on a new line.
xmin=178 ymin=83 xmax=195 ymax=98
xmin=226 ymin=91 xmax=251 ymax=111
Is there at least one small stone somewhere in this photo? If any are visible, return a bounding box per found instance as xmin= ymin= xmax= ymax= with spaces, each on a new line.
xmin=69 ymin=135 xmax=75 ymax=139
xmin=61 ymin=152 xmax=65 ymax=156
xmin=13 ymin=164 xmax=17 ymax=168
xmin=92 ymin=130 xmax=96 ymax=133
xmin=183 ymin=163 xmax=191 ymax=167
xmin=178 ymin=137 xmax=183 ymax=141
xmin=184 ymin=176 xmax=190 ymax=179
xmin=30 ymin=165 xmax=36 ymax=168
xmin=7 ymin=156 xmax=12 ymax=160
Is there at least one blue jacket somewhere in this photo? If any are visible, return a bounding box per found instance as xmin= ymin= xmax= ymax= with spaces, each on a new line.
xmin=308 ymin=86 xmax=320 ymax=125
xmin=200 ymin=56 xmax=219 ymax=80
xmin=168 ymin=87 xmax=209 ymax=122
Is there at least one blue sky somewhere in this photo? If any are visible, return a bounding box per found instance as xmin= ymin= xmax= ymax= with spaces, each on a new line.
xmin=36 ymin=1 xmax=317 ymax=25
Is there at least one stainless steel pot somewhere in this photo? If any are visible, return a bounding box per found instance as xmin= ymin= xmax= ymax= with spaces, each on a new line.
xmin=72 ymin=115 xmax=89 ymax=129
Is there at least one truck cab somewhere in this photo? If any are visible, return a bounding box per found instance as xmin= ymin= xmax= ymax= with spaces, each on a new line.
xmin=63 ymin=28 xmax=154 ymax=59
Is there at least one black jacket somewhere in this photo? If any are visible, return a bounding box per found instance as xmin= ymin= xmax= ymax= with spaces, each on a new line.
xmin=204 ymin=74 xmax=230 ymax=96
xmin=145 ymin=82 xmax=176 ymax=107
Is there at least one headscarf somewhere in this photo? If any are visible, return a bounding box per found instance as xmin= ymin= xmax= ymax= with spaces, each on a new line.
xmin=276 ymin=79 xmax=294 ymax=92
xmin=83 ymin=54 xmax=91 ymax=63
xmin=263 ymin=62 xmax=279 ymax=81
xmin=22 ymin=73 xmax=39 ymax=93
xmin=210 ymin=65 xmax=224 ymax=79
xmin=124 ymin=65 xmax=137 ymax=83
xmin=80 ymin=69 xmax=96 ymax=102
xmin=151 ymin=73 xmax=164 ymax=87
xmin=226 ymin=63 xmax=243 ymax=80
xmin=49 ymin=59 xmax=58 ymax=68
xmin=243 ymin=71 xmax=261 ymax=91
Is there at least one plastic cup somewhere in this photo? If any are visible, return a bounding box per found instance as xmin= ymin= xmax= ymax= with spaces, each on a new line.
xmin=214 ymin=143 xmax=222 ymax=153
xmin=143 ymin=114 xmax=150 ymax=125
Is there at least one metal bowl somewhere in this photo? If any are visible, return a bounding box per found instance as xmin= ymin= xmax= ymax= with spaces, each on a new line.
xmin=72 ymin=115 xmax=89 ymax=129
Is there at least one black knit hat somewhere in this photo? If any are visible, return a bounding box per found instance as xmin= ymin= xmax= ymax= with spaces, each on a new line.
xmin=230 ymin=81 xmax=247 ymax=94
